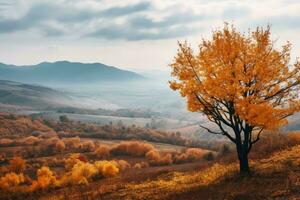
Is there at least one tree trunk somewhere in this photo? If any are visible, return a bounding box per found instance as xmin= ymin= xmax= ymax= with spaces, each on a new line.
xmin=238 ymin=150 xmax=249 ymax=173
xmin=236 ymin=143 xmax=250 ymax=174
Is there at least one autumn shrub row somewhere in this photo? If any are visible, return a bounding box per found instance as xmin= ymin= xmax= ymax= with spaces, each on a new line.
xmin=0 ymin=155 xmax=128 ymax=193
xmin=94 ymin=141 xmax=215 ymax=166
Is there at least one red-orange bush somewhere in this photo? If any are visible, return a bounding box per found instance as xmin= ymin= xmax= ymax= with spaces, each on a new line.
xmin=110 ymin=141 xmax=154 ymax=157
xmin=146 ymin=150 xmax=173 ymax=166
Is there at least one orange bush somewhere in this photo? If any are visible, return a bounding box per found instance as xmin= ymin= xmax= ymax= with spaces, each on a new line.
xmin=185 ymin=148 xmax=207 ymax=160
xmin=30 ymin=166 xmax=56 ymax=191
xmin=174 ymin=148 xmax=209 ymax=164
xmin=94 ymin=160 xmax=119 ymax=178
xmin=9 ymin=157 xmax=26 ymax=173
xmin=62 ymin=137 xmax=81 ymax=149
xmin=146 ymin=150 xmax=173 ymax=166
xmin=70 ymin=161 xmax=97 ymax=185
xmin=250 ymin=131 xmax=300 ymax=159
xmin=79 ymin=141 xmax=96 ymax=152
xmin=55 ymin=140 xmax=66 ymax=152
xmin=0 ymin=172 xmax=24 ymax=191
xmin=64 ymin=154 xmax=82 ymax=170
xmin=110 ymin=141 xmax=154 ymax=157
xmin=133 ymin=162 xmax=149 ymax=169
xmin=94 ymin=145 xmax=110 ymax=159
xmin=115 ymin=160 xmax=131 ymax=171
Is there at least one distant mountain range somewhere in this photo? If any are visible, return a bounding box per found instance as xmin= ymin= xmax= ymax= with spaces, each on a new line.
xmin=0 ymin=61 xmax=144 ymax=85
xmin=0 ymin=80 xmax=119 ymax=110
xmin=0 ymin=80 xmax=72 ymax=109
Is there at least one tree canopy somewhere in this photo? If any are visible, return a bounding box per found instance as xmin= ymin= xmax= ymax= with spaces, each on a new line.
xmin=169 ymin=24 xmax=300 ymax=172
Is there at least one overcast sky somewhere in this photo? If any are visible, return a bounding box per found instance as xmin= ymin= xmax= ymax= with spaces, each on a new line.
xmin=1 ymin=0 xmax=300 ymax=71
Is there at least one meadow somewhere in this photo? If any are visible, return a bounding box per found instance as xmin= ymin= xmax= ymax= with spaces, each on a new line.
xmin=0 ymin=112 xmax=300 ymax=199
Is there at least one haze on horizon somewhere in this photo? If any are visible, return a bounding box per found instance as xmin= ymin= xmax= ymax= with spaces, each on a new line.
xmin=1 ymin=0 xmax=300 ymax=71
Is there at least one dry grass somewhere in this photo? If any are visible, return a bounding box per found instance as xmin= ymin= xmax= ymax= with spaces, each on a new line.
xmin=102 ymin=144 xmax=300 ymax=200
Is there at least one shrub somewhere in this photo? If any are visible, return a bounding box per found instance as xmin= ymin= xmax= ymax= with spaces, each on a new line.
xmin=173 ymin=148 xmax=211 ymax=164
xmin=110 ymin=141 xmax=154 ymax=157
xmin=146 ymin=150 xmax=173 ymax=166
xmin=0 ymin=138 xmax=13 ymax=147
xmin=115 ymin=160 xmax=131 ymax=171
xmin=94 ymin=160 xmax=119 ymax=178
xmin=59 ymin=115 xmax=69 ymax=123
xmin=23 ymin=136 xmax=40 ymax=145
xmin=62 ymin=137 xmax=81 ymax=149
xmin=185 ymin=148 xmax=206 ymax=161
xmin=71 ymin=161 xmax=97 ymax=185
xmin=64 ymin=154 xmax=82 ymax=170
xmin=30 ymin=166 xmax=56 ymax=191
xmin=0 ymin=173 xmax=24 ymax=191
xmin=174 ymin=152 xmax=188 ymax=164
xmin=0 ymin=152 xmax=6 ymax=162
xmin=133 ymin=162 xmax=149 ymax=169
xmin=250 ymin=131 xmax=300 ymax=159
xmin=9 ymin=157 xmax=26 ymax=173
xmin=94 ymin=145 xmax=110 ymax=159
xmin=55 ymin=140 xmax=66 ymax=152
xmin=80 ymin=141 xmax=96 ymax=152
xmin=203 ymin=152 xmax=215 ymax=161
xmin=133 ymin=163 xmax=142 ymax=169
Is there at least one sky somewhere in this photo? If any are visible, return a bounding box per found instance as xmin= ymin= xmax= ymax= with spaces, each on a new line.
xmin=1 ymin=0 xmax=300 ymax=71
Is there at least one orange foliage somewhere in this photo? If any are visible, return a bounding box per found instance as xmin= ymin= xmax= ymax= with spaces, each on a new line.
xmin=146 ymin=150 xmax=173 ymax=166
xmin=79 ymin=141 xmax=96 ymax=152
xmin=30 ymin=166 xmax=56 ymax=191
xmin=55 ymin=140 xmax=66 ymax=152
xmin=115 ymin=160 xmax=131 ymax=171
xmin=64 ymin=154 xmax=82 ymax=170
xmin=9 ymin=157 xmax=26 ymax=173
xmin=110 ymin=141 xmax=154 ymax=157
xmin=169 ymin=24 xmax=300 ymax=172
xmin=0 ymin=172 xmax=24 ymax=191
xmin=185 ymin=148 xmax=206 ymax=160
xmin=169 ymin=24 xmax=300 ymax=130
xmin=94 ymin=160 xmax=119 ymax=178
xmin=133 ymin=162 xmax=149 ymax=169
xmin=94 ymin=145 xmax=110 ymax=159
xmin=70 ymin=161 xmax=97 ymax=185
xmin=62 ymin=137 xmax=81 ymax=149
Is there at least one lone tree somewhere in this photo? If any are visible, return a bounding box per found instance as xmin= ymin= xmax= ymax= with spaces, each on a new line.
xmin=169 ymin=24 xmax=300 ymax=173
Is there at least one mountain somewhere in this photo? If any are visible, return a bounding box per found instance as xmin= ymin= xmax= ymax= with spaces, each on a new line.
xmin=0 ymin=61 xmax=144 ymax=85
xmin=0 ymin=80 xmax=118 ymax=110
xmin=0 ymin=80 xmax=73 ymax=109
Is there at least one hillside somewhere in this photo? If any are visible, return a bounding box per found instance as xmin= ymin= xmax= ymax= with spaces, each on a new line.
xmin=0 ymin=61 xmax=144 ymax=85
xmin=0 ymin=80 xmax=72 ymax=109
xmin=101 ymin=144 xmax=300 ymax=200
xmin=49 ymin=143 xmax=300 ymax=200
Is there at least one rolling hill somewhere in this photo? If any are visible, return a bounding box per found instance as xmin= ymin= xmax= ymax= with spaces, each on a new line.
xmin=0 ymin=61 xmax=144 ymax=85
xmin=0 ymin=80 xmax=121 ymax=110
xmin=0 ymin=80 xmax=73 ymax=109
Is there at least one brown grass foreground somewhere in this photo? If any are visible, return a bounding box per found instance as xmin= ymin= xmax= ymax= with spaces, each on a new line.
xmin=102 ymin=144 xmax=300 ymax=200
xmin=27 ymin=143 xmax=300 ymax=200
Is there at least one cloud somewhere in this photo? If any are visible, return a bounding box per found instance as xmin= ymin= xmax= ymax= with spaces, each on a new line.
xmin=128 ymin=11 xmax=204 ymax=29
xmin=0 ymin=1 xmax=152 ymax=36
xmin=0 ymin=0 xmax=299 ymax=41
xmin=101 ymin=2 xmax=151 ymax=17
xmin=88 ymin=22 xmax=201 ymax=41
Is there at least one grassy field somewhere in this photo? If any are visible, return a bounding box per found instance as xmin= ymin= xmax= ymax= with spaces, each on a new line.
xmin=33 ymin=112 xmax=192 ymax=129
